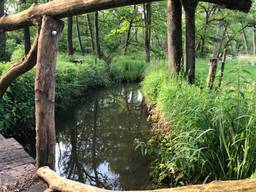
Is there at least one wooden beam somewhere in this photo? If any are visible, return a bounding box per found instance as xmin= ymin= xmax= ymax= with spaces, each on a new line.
xmin=37 ymin=166 xmax=256 ymax=192
xmin=204 ymin=0 xmax=252 ymax=13
xmin=0 ymin=32 xmax=39 ymax=98
xmin=35 ymin=16 xmax=64 ymax=169
xmin=0 ymin=0 xmax=159 ymax=32
xmin=0 ymin=0 xmax=252 ymax=33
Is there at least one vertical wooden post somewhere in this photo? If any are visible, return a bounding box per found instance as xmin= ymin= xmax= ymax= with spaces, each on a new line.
xmin=218 ymin=49 xmax=227 ymax=88
xmin=35 ymin=16 xmax=64 ymax=169
xmin=207 ymin=58 xmax=218 ymax=89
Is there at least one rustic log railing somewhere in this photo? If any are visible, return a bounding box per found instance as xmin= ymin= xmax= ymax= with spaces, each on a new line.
xmin=38 ymin=167 xmax=256 ymax=192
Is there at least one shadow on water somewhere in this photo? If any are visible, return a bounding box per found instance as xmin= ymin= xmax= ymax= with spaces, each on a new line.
xmin=55 ymin=84 xmax=152 ymax=190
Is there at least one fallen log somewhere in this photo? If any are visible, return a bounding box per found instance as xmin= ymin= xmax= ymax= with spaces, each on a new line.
xmin=0 ymin=0 xmax=252 ymax=33
xmin=0 ymin=32 xmax=39 ymax=98
xmin=37 ymin=166 xmax=256 ymax=192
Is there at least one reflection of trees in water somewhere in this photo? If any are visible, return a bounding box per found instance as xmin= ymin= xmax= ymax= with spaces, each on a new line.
xmin=56 ymin=84 xmax=151 ymax=190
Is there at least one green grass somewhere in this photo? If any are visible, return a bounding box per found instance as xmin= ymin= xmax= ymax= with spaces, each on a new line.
xmin=140 ymin=60 xmax=256 ymax=187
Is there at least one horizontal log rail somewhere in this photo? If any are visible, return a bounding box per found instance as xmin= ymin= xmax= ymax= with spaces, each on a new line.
xmin=38 ymin=166 xmax=256 ymax=192
xmin=0 ymin=0 xmax=252 ymax=33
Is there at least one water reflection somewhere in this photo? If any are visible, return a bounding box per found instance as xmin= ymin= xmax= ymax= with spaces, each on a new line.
xmin=55 ymin=84 xmax=151 ymax=190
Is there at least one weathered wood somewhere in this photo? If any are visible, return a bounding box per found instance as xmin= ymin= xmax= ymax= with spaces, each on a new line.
xmin=35 ymin=16 xmax=64 ymax=170
xmin=207 ymin=58 xmax=218 ymax=89
xmin=37 ymin=166 xmax=256 ymax=192
xmin=0 ymin=136 xmax=35 ymax=187
xmin=0 ymin=0 xmax=251 ymax=33
xmin=0 ymin=33 xmax=39 ymax=98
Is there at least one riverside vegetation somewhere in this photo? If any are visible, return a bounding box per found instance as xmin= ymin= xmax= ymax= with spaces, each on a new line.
xmin=140 ymin=58 xmax=256 ymax=187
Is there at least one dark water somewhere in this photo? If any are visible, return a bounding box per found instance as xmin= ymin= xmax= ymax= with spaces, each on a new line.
xmin=55 ymin=84 xmax=152 ymax=190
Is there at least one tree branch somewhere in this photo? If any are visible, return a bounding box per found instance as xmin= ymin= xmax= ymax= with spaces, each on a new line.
xmin=0 ymin=0 xmax=252 ymax=33
xmin=0 ymin=32 xmax=39 ymax=98
xmin=0 ymin=0 xmax=160 ymax=32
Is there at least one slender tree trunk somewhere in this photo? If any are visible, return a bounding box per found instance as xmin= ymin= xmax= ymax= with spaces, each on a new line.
xmin=212 ymin=20 xmax=224 ymax=58
xmin=67 ymin=16 xmax=74 ymax=55
xmin=144 ymin=3 xmax=152 ymax=63
xmin=94 ymin=11 xmax=101 ymax=59
xmin=253 ymin=25 xmax=256 ymax=56
xmin=20 ymin=0 xmax=31 ymax=54
xmin=241 ymin=26 xmax=249 ymax=54
xmin=35 ymin=16 xmax=64 ymax=169
xmin=87 ymin=14 xmax=95 ymax=53
xmin=182 ymin=0 xmax=198 ymax=84
xmin=76 ymin=16 xmax=85 ymax=55
xmin=167 ymin=0 xmax=182 ymax=74
xmin=0 ymin=0 xmax=6 ymax=60
xmin=124 ymin=20 xmax=133 ymax=55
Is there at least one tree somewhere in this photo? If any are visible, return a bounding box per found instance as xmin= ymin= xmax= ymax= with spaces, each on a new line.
xmin=167 ymin=0 xmax=182 ymax=74
xmin=67 ymin=16 xmax=74 ymax=55
xmin=0 ymin=0 xmax=6 ymax=60
xmin=144 ymin=3 xmax=152 ymax=63
xmin=94 ymin=11 xmax=101 ymax=59
xmin=20 ymin=0 xmax=31 ymax=54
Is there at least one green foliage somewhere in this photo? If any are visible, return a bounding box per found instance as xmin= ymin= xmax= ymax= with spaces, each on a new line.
xmin=0 ymin=53 xmax=110 ymax=136
xmin=141 ymin=63 xmax=256 ymax=187
xmin=110 ymin=55 xmax=147 ymax=82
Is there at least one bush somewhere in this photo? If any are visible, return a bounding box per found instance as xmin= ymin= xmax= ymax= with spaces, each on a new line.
xmin=141 ymin=63 xmax=256 ymax=187
xmin=110 ymin=55 xmax=147 ymax=82
xmin=0 ymin=53 xmax=110 ymax=136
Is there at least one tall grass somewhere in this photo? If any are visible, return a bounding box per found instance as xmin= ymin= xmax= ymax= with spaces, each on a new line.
xmin=110 ymin=55 xmax=147 ymax=82
xmin=141 ymin=62 xmax=256 ymax=187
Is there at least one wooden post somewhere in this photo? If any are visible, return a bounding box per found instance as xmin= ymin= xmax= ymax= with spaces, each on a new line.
xmin=35 ymin=16 xmax=64 ymax=169
xmin=207 ymin=58 xmax=218 ymax=89
xmin=218 ymin=48 xmax=227 ymax=88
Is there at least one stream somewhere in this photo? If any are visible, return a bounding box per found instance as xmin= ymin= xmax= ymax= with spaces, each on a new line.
xmin=54 ymin=84 xmax=152 ymax=190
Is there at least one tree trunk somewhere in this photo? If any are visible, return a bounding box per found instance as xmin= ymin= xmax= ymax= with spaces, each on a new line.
xmin=87 ymin=14 xmax=95 ymax=53
xmin=241 ymin=26 xmax=249 ymax=54
xmin=207 ymin=58 xmax=218 ymax=89
xmin=76 ymin=16 xmax=85 ymax=55
xmin=67 ymin=16 xmax=74 ymax=55
xmin=35 ymin=16 xmax=64 ymax=169
xmin=167 ymin=0 xmax=182 ymax=74
xmin=94 ymin=11 xmax=101 ymax=59
xmin=124 ymin=20 xmax=133 ymax=55
xmin=253 ymin=25 xmax=256 ymax=56
xmin=183 ymin=0 xmax=198 ymax=84
xmin=212 ymin=20 xmax=224 ymax=58
xmin=144 ymin=3 xmax=152 ymax=63
xmin=0 ymin=0 xmax=6 ymax=60
xmin=20 ymin=0 xmax=31 ymax=54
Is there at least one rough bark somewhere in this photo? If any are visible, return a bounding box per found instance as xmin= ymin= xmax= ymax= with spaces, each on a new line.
xmin=182 ymin=0 xmax=198 ymax=84
xmin=0 ymin=33 xmax=39 ymax=98
xmin=144 ymin=3 xmax=152 ymax=63
xmin=0 ymin=0 xmax=251 ymax=33
xmin=35 ymin=16 xmax=64 ymax=169
xmin=94 ymin=11 xmax=101 ymax=59
xmin=76 ymin=16 xmax=85 ymax=55
xmin=0 ymin=0 xmax=6 ymax=60
xmin=67 ymin=16 xmax=74 ymax=55
xmin=38 ymin=166 xmax=256 ymax=192
xmin=167 ymin=0 xmax=182 ymax=74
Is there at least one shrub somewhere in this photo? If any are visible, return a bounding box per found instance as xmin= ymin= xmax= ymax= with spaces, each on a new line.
xmin=110 ymin=55 xmax=147 ymax=82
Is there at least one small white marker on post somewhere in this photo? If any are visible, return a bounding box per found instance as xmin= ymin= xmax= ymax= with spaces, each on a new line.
xmin=52 ymin=30 xmax=57 ymax=36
